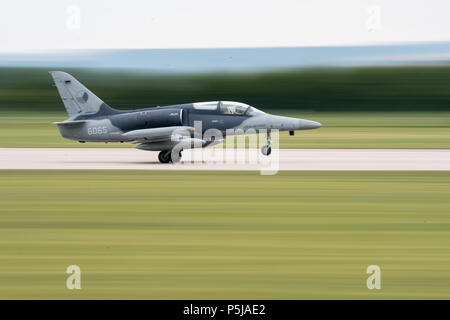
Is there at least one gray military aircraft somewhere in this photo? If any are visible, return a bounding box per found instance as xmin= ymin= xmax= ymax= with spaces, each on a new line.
xmin=50 ymin=71 xmax=321 ymax=163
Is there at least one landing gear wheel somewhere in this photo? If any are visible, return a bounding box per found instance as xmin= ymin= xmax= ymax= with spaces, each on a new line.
xmin=261 ymin=131 xmax=272 ymax=156
xmin=171 ymin=149 xmax=183 ymax=163
xmin=158 ymin=151 xmax=171 ymax=164
xmin=261 ymin=145 xmax=272 ymax=156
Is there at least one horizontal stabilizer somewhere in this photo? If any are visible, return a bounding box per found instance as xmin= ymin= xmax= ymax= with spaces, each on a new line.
xmin=52 ymin=120 xmax=87 ymax=126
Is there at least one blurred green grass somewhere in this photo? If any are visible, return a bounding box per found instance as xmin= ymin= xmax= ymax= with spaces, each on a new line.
xmin=0 ymin=111 xmax=449 ymax=148
xmin=0 ymin=170 xmax=449 ymax=299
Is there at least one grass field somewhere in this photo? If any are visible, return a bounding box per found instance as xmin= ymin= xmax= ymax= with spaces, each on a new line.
xmin=0 ymin=111 xmax=449 ymax=149
xmin=0 ymin=170 xmax=449 ymax=299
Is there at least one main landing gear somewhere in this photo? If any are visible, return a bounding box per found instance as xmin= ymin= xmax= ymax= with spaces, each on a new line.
xmin=158 ymin=150 xmax=171 ymax=163
xmin=158 ymin=150 xmax=183 ymax=163
xmin=261 ymin=132 xmax=272 ymax=156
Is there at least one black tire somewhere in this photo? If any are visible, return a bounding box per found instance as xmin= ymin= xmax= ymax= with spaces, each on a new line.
xmin=261 ymin=145 xmax=272 ymax=156
xmin=158 ymin=151 xmax=171 ymax=163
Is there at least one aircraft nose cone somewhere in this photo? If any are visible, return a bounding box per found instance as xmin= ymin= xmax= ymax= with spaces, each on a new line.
xmin=299 ymin=119 xmax=322 ymax=130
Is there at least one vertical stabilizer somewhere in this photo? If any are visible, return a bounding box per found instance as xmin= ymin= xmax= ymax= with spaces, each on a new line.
xmin=49 ymin=71 xmax=116 ymax=117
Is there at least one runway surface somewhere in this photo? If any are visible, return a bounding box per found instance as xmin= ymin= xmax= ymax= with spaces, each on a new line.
xmin=1 ymin=148 xmax=449 ymax=171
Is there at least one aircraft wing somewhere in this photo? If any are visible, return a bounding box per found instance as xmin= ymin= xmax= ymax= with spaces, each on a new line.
xmin=123 ymin=126 xmax=194 ymax=143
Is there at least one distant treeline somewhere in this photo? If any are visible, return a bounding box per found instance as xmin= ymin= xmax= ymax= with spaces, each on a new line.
xmin=1 ymin=66 xmax=450 ymax=112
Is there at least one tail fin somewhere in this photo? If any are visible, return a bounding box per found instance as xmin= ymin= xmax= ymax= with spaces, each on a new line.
xmin=49 ymin=71 xmax=118 ymax=117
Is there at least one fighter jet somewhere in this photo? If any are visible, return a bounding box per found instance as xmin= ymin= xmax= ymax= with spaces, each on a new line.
xmin=50 ymin=71 xmax=321 ymax=163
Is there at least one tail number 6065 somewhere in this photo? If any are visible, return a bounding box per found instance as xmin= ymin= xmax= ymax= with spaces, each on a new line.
xmin=87 ymin=126 xmax=108 ymax=135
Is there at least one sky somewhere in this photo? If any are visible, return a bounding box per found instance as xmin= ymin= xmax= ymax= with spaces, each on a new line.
xmin=2 ymin=44 xmax=450 ymax=72
xmin=1 ymin=0 xmax=450 ymax=53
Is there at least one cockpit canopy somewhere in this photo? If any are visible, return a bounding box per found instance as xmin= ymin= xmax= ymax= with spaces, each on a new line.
xmin=219 ymin=101 xmax=248 ymax=115
xmin=192 ymin=101 xmax=264 ymax=116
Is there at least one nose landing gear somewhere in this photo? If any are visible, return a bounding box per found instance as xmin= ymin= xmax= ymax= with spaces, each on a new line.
xmin=261 ymin=145 xmax=271 ymax=156
xmin=261 ymin=132 xmax=272 ymax=156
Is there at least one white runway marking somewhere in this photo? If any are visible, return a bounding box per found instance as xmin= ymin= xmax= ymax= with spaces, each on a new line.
xmin=0 ymin=148 xmax=449 ymax=170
